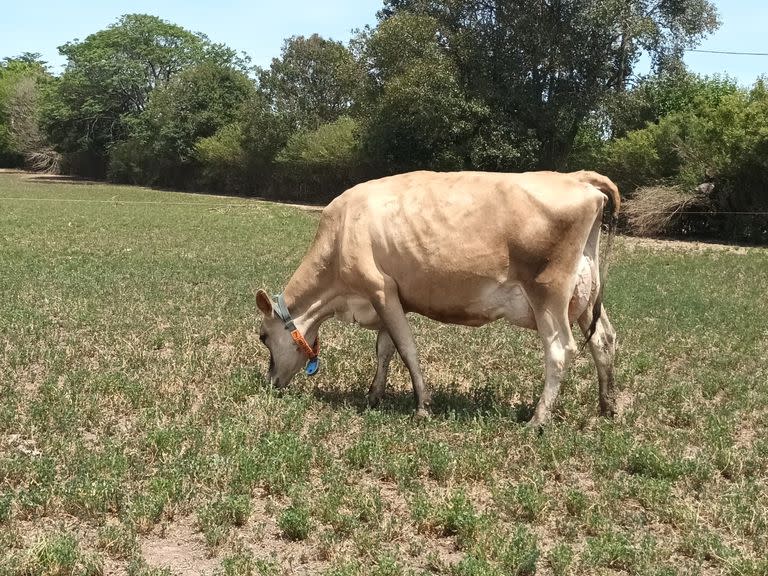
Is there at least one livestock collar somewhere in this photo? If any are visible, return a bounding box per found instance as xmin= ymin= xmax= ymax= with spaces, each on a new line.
xmin=273 ymin=293 xmax=320 ymax=375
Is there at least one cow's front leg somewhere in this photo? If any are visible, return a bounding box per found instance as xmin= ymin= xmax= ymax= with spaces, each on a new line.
xmin=370 ymin=278 xmax=432 ymax=418
xmin=368 ymin=329 xmax=396 ymax=408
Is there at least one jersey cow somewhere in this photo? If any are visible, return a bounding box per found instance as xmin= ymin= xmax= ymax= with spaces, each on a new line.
xmin=256 ymin=170 xmax=620 ymax=427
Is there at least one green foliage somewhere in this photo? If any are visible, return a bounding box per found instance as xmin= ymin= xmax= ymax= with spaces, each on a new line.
xmin=278 ymin=499 xmax=313 ymax=541
xmin=436 ymin=490 xmax=482 ymax=548
xmin=197 ymin=494 xmax=251 ymax=550
xmin=547 ymin=543 xmax=574 ymax=576
xmin=13 ymin=532 xmax=103 ymax=576
xmin=600 ymin=76 xmax=768 ymax=241
xmin=494 ymin=480 xmax=548 ymax=522
xmin=195 ymin=123 xmax=249 ymax=193
xmin=4 ymin=3 xmax=740 ymax=212
xmin=360 ymin=11 xmax=480 ymax=169
xmin=96 ymin=524 xmax=137 ymax=559
xmin=582 ymin=530 xmax=638 ymax=571
xmin=275 ymin=116 xmax=362 ymax=199
xmin=260 ymin=34 xmax=364 ymax=131
xmin=360 ymin=12 xmax=483 ymax=172
xmin=0 ymin=55 xmax=51 ymax=167
xmin=497 ymin=525 xmax=539 ymax=576
xmin=110 ymin=62 xmax=254 ymax=187
xmin=608 ymin=71 xmax=740 ymax=138
xmin=42 ymin=14 xmax=247 ymax=177
xmin=381 ymin=0 xmax=719 ymax=169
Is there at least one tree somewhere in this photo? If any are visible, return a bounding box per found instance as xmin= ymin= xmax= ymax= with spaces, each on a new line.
xmin=607 ymin=70 xmax=739 ymax=138
xmin=260 ymin=34 xmax=365 ymax=131
xmin=42 ymin=14 xmax=248 ymax=176
xmin=109 ymin=62 xmax=255 ymax=187
xmin=0 ymin=54 xmax=51 ymax=167
xmin=379 ymin=0 xmax=719 ymax=169
xmin=359 ymin=12 xmax=484 ymax=173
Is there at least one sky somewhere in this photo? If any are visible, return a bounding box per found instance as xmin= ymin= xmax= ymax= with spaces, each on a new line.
xmin=1 ymin=0 xmax=766 ymax=86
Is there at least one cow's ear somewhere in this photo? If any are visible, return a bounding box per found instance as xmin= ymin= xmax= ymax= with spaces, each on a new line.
xmin=256 ymin=289 xmax=274 ymax=316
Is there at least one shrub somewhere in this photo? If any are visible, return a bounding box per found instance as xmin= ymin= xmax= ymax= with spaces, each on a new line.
xmin=195 ymin=123 xmax=248 ymax=194
xmin=274 ymin=116 xmax=363 ymax=200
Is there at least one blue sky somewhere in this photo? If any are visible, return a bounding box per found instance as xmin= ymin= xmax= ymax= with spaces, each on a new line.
xmin=2 ymin=0 xmax=766 ymax=86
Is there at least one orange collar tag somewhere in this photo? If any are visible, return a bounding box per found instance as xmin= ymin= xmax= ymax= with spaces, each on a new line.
xmin=291 ymin=329 xmax=319 ymax=359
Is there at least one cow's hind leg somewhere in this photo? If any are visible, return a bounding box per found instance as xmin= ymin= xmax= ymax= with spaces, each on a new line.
xmin=529 ymin=304 xmax=578 ymax=428
xmin=578 ymin=303 xmax=617 ymax=417
xmin=368 ymin=329 xmax=396 ymax=408
xmin=370 ymin=277 xmax=431 ymax=418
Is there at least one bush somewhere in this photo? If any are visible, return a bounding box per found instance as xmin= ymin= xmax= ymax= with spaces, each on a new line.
xmin=274 ymin=116 xmax=364 ymax=200
xmin=600 ymin=77 xmax=768 ymax=243
xmin=107 ymin=139 xmax=152 ymax=184
xmin=195 ymin=123 xmax=248 ymax=194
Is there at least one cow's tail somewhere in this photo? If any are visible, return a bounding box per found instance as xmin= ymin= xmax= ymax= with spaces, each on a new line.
xmin=571 ymin=171 xmax=621 ymax=344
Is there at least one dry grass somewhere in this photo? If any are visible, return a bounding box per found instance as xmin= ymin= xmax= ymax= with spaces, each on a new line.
xmin=624 ymin=185 xmax=712 ymax=237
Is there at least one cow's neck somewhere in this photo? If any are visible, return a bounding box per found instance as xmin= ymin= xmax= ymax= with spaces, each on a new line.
xmin=281 ymin=258 xmax=337 ymax=344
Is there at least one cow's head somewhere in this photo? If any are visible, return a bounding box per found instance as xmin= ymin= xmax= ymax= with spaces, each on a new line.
xmin=255 ymin=289 xmax=308 ymax=388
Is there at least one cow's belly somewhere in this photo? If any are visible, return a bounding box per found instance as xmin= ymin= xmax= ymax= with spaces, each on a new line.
xmin=400 ymin=255 xmax=595 ymax=330
xmin=336 ymin=256 xmax=595 ymax=331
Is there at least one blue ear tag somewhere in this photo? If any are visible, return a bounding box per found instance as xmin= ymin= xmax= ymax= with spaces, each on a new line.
xmin=306 ymin=357 xmax=319 ymax=376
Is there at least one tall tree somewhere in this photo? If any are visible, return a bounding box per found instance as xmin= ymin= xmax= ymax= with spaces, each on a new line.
xmin=379 ymin=0 xmax=719 ymax=169
xmin=42 ymin=14 xmax=248 ymax=176
xmin=360 ymin=12 xmax=484 ymax=172
xmin=0 ymin=54 xmax=51 ymax=167
xmin=260 ymin=34 xmax=364 ymax=131
xmin=110 ymin=62 xmax=255 ymax=186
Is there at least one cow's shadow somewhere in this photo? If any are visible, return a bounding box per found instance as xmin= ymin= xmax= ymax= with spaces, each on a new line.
xmin=311 ymin=385 xmax=535 ymax=424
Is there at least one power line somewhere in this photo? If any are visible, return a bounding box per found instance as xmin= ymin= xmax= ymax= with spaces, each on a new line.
xmin=687 ymin=49 xmax=768 ymax=56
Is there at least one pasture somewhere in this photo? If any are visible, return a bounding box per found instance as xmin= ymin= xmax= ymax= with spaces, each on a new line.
xmin=1 ymin=171 xmax=767 ymax=576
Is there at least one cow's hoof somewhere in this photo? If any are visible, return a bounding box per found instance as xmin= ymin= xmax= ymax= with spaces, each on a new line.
xmin=367 ymin=393 xmax=383 ymax=409
xmin=600 ymin=402 xmax=617 ymax=418
xmin=526 ymin=415 xmax=546 ymax=431
xmin=414 ymin=408 xmax=431 ymax=420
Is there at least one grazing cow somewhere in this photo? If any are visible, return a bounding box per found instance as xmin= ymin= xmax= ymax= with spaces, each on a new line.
xmin=256 ymin=170 xmax=620 ymax=426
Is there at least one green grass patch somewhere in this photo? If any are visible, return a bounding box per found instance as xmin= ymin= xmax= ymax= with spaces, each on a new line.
xmin=1 ymin=172 xmax=767 ymax=574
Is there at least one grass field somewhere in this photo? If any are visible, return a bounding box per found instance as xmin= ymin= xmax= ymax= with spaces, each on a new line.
xmin=1 ymin=171 xmax=767 ymax=576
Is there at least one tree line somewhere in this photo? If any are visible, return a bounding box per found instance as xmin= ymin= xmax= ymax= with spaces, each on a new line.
xmin=1 ymin=2 xmax=766 ymax=242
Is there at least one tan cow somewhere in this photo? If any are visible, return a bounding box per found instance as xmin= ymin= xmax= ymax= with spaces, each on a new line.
xmin=256 ymin=170 xmax=620 ymax=426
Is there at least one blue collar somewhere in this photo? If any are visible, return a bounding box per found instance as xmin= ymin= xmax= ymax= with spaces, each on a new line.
xmin=272 ymin=293 xmax=320 ymax=375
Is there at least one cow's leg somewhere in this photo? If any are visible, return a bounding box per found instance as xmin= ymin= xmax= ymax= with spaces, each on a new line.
xmin=367 ymin=329 xmax=396 ymax=408
xmin=578 ymin=303 xmax=617 ymax=417
xmin=370 ymin=278 xmax=431 ymax=417
xmin=529 ymin=305 xmax=578 ymax=428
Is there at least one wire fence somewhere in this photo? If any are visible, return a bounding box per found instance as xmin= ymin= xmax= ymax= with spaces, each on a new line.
xmin=1 ymin=196 xmax=767 ymax=216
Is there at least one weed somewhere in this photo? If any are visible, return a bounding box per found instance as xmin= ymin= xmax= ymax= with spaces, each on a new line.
xmin=21 ymin=532 xmax=102 ymax=576
xmin=198 ymin=494 xmax=252 ymax=550
xmin=496 ymin=525 xmax=539 ymax=576
xmin=494 ymin=480 xmax=548 ymax=522
xmin=437 ymin=490 xmax=482 ymax=548
xmin=583 ymin=530 xmax=638 ymax=571
xmin=279 ymin=499 xmax=313 ymax=541
xmin=96 ymin=523 xmax=137 ymax=559
xmin=564 ymin=489 xmax=588 ymax=517
xmin=547 ymin=543 xmax=574 ymax=576
xmin=0 ymin=494 xmax=11 ymax=523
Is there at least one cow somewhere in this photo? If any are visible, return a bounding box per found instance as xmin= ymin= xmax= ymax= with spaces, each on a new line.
xmin=255 ymin=170 xmax=620 ymax=427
